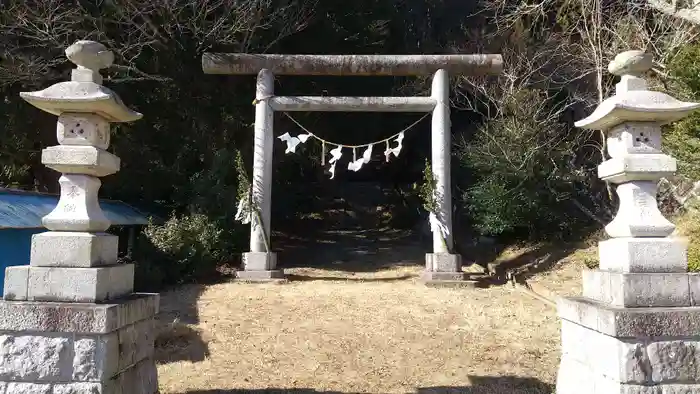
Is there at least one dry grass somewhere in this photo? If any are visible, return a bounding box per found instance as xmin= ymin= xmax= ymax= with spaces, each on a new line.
xmin=151 ymin=190 xmax=700 ymax=393
xmin=526 ymin=247 xmax=589 ymax=298
xmin=482 ymin=242 xmax=589 ymax=298
xmin=155 ymin=264 xmax=563 ymax=394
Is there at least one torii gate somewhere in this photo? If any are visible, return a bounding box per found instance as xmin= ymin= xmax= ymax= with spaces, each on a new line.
xmin=202 ymin=53 xmax=503 ymax=285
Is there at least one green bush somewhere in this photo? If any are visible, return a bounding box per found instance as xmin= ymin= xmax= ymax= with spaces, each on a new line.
xmin=690 ymin=241 xmax=700 ymax=273
xmin=668 ymin=42 xmax=700 ymax=96
xmin=676 ymin=206 xmax=700 ymax=272
xmin=456 ymin=88 xmax=603 ymax=239
xmin=129 ymin=148 xmax=248 ymax=291
xmin=664 ymin=42 xmax=700 ymax=272
xmin=666 ymin=43 xmax=700 ymax=180
xmin=133 ymin=213 xmax=225 ymax=290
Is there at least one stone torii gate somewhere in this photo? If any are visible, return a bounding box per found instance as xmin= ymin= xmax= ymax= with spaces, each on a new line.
xmin=202 ymin=53 xmax=503 ymax=285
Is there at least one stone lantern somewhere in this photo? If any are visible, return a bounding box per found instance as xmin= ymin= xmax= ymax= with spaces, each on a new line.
xmin=0 ymin=41 xmax=158 ymax=393
xmin=556 ymin=51 xmax=700 ymax=393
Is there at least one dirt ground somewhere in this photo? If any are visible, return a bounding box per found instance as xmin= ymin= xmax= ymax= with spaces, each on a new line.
xmin=155 ymin=227 xmax=582 ymax=394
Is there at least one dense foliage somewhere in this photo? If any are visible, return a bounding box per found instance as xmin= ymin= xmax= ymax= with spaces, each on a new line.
xmin=665 ymin=42 xmax=700 ymax=181
xmin=664 ymin=42 xmax=700 ymax=273
xmin=1 ymin=0 xmax=699 ymax=284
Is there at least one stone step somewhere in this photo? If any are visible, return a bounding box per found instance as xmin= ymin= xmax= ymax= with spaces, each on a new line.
xmin=30 ymin=232 xmax=118 ymax=267
xmin=583 ymin=270 xmax=700 ymax=308
xmin=4 ymin=264 xmax=134 ymax=303
xmin=558 ymin=296 xmax=700 ymax=338
xmin=0 ymin=320 xmax=155 ymax=386
xmin=557 ymin=353 xmax=700 ymax=393
xmin=599 ymin=237 xmax=688 ymax=273
xmin=0 ymin=293 xmax=159 ymax=334
xmin=560 ymin=319 xmax=700 ymax=385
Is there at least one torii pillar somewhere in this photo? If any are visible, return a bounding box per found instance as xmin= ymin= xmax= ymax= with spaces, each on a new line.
xmin=203 ymin=53 xmax=503 ymax=285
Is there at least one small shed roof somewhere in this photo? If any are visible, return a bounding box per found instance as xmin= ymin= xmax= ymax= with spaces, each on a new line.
xmin=0 ymin=189 xmax=151 ymax=229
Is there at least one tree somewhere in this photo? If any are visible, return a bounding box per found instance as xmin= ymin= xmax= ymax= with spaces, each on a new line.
xmin=0 ymin=0 xmax=317 ymax=192
xmin=452 ymin=0 xmax=698 ymax=236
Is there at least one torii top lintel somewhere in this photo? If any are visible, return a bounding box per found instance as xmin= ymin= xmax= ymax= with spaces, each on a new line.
xmin=202 ymin=53 xmax=503 ymax=76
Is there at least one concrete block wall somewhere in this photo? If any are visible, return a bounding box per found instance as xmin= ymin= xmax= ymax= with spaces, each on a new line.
xmin=558 ymin=297 xmax=700 ymax=393
xmin=0 ymin=294 xmax=158 ymax=394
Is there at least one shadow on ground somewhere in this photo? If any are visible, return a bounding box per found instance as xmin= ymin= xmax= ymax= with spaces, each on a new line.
xmin=271 ymin=181 xmax=583 ymax=283
xmin=417 ymin=375 xmax=555 ymax=393
xmin=274 ymin=227 xmax=426 ymax=272
xmin=483 ymin=242 xmax=585 ymax=285
xmin=272 ymin=181 xmax=431 ymax=273
xmin=286 ymin=273 xmax=415 ymax=282
xmin=180 ymin=375 xmax=554 ymax=393
xmin=155 ymin=283 xmax=211 ymax=365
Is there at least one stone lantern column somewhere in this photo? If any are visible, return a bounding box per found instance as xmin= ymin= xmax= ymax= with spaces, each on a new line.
xmin=557 ymin=51 xmax=700 ymax=393
xmin=0 ymin=41 xmax=159 ymax=393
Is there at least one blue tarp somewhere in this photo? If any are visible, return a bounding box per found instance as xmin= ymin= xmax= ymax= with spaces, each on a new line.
xmin=0 ymin=227 xmax=45 ymax=269
xmin=0 ymin=189 xmax=150 ymax=229
xmin=0 ymin=189 xmax=152 ymax=289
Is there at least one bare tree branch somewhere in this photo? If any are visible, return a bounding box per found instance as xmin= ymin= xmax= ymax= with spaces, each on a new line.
xmin=0 ymin=0 xmax=318 ymax=87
